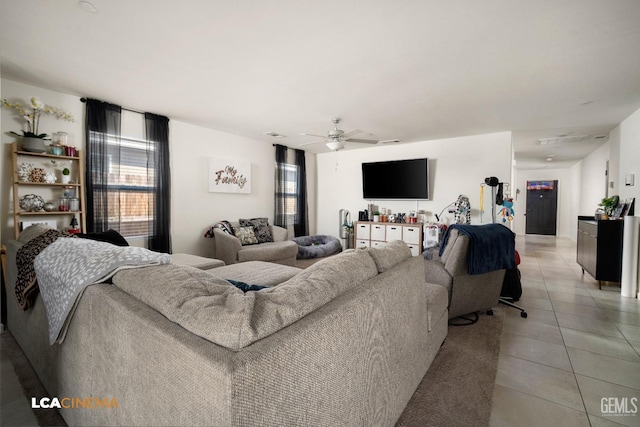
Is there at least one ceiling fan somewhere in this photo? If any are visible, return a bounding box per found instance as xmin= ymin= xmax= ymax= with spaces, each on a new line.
xmin=299 ymin=118 xmax=400 ymax=151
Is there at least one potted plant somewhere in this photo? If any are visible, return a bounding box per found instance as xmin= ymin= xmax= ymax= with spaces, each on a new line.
xmin=61 ymin=167 xmax=71 ymax=184
xmin=1 ymin=97 xmax=74 ymax=152
xmin=599 ymin=195 xmax=619 ymax=219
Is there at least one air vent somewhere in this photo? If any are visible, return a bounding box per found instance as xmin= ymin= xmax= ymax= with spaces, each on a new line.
xmin=538 ymin=135 xmax=590 ymax=145
xmin=263 ymin=131 xmax=286 ymax=138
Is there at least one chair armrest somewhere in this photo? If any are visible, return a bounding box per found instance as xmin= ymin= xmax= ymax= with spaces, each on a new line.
xmin=424 ymin=260 xmax=453 ymax=287
xmin=271 ymin=225 xmax=288 ymax=242
xmin=442 ymin=235 xmax=469 ymax=277
xmin=213 ymin=229 xmax=242 ymax=265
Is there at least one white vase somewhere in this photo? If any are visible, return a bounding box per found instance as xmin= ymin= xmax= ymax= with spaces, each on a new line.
xmin=61 ymin=174 xmax=71 ymax=184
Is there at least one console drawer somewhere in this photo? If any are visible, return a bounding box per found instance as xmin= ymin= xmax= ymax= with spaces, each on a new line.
xmin=402 ymin=227 xmax=421 ymax=245
xmin=371 ymin=224 xmax=386 ymax=241
xmin=386 ymin=225 xmax=402 ymax=241
xmin=356 ymin=223 xmax=370 ymax=239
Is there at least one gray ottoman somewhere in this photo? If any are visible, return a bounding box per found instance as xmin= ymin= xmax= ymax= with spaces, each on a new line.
xmin=171 ymin=253 xmax=225 ymax=270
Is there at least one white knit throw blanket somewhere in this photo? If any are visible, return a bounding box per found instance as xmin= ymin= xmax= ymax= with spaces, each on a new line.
xmin=34 ymin=238 xmax=171 ymax=344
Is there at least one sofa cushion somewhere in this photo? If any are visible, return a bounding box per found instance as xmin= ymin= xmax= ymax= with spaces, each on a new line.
xmin=239 ymin=217 xmax=273 ymax=243
xmin=238 ymin=240 xmax=298 ymax=263
xmin=234 ymin=226 xmax=259 ymax=245
xmin=367 ymin=240 xmax=413 ymax=273
xmin=112 ymin=248 xmax=379 ymax=350
xmin=207 ymin=261 xmax=301 ymax=286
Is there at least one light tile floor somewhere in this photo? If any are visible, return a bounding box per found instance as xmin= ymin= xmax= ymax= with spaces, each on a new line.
xmin=490 ymin=235 xmax=640 ymax=427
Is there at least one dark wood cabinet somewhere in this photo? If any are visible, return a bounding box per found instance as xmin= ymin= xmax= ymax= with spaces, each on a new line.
xmin=576 ymin=216 xmax=624 ymax=288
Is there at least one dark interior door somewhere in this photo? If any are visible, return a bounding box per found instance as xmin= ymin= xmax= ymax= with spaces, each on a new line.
xmin=525 ymin=180 xmax=558 ymax=235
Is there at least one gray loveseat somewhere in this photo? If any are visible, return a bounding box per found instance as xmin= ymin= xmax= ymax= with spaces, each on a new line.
xmin=210 ymin=221 xmax=298 ymax=266
xmin=5 ymin=234 xmax=448 ymax=426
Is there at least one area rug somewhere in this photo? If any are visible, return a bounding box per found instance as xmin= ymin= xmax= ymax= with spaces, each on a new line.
xmin=396 ymin=307 xmax=505 ymax=427
xmin=3 ymin=307 xmax=504 ymax=427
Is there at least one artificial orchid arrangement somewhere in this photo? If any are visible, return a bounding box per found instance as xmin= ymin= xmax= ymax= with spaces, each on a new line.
xmin=1 ymin=97 xmax=74 ymax=139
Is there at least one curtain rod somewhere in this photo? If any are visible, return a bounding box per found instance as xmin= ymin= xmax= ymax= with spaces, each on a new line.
xmin=80 ymin=97 xmax=144 ymax=115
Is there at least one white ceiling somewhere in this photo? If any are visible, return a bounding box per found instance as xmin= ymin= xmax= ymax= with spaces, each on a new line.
xmin=2 ymin=0 xmax=640 ymax=170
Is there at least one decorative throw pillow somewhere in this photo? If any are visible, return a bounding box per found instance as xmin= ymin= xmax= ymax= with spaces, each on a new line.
xmin=17 ymin=224 xmax=51 ymax=244
xmin=239 ymin=217 xmax=273 ymax=243
xmin=234 ymin=226 xmax=259 ymax=245
xmin=226 ymin=279 xmax=270 ymax=292
xmin=76 ymin=229 xmax=129 ymax=247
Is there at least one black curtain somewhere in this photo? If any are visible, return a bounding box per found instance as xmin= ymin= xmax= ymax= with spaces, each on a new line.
xmin=85 ymin=99 xmax=122 ymax=233
xmin=294 ymin=149 xmax=309 ymax=237
xmin=274 ymin=144 xmax=288 ymax=228
xmin=144 ymin=113 xmax=172 ymax=253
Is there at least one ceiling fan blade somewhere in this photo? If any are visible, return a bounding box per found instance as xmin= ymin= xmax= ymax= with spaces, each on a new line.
xmin=300 ymin=133 xmax=327 ymax=139
xmin=342 ymin=129 xmax=361 ymax=138
xmin=379 ymin=139 xmax=402 ymax=144
xmin=299 ymin=140 xmax=326 ymax=147
xmin=345 ymin=138 xmax=379 ymax=144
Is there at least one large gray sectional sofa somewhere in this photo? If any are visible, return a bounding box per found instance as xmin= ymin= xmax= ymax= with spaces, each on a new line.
xmin=6 ymin=233 xmax=448 ymax=426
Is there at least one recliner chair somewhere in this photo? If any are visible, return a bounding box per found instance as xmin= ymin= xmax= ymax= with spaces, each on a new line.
xmin=424 ymin=229 xmax=505 ymax=319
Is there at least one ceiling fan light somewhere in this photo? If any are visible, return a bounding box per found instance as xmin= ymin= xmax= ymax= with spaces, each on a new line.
xmin=326 ymin=141 xmax=345 ymax=151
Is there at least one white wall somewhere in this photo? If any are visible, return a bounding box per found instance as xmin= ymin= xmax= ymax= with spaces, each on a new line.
xmin=578 ymin=106 xmax=640 ymax=221
xmin=170 ymin=121 xmax=316 ymax=257
xmin=608 ymin=125 xmax=621 ymax=196
xmin=618 ymin=107 xmax=640 ymax=203
xmin=1 ymin=78 xmax=316 ymax=256
xmin=315 ymin=132 xmax=512 ymax=237
xmin=1 ymin=79 xmax=85 ymax=243
xmin=577 ymin=139 xmax=610 ymax=216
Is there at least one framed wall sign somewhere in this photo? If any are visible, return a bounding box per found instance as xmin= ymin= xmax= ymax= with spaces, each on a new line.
xmin=208 ymin=157 xmax=251 ymax=194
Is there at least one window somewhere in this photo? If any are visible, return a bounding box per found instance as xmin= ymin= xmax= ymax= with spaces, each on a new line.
xmin=275 ymin=162 xmax=299 ymax=225
xmin=274 ymin=144 xmax=308 ymax=237
xmin=85 ymin=98 xmax=171 ymax=252
xmin=94 ymin=133 xmax=156 ymax=238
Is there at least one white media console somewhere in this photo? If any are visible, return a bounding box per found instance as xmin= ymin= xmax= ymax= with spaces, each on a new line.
xmin=354 ymin=221 xmax=423 ymax=256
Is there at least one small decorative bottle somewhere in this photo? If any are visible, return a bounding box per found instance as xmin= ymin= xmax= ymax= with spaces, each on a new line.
xmin=69 ymin=216 xmax=80 ymax=234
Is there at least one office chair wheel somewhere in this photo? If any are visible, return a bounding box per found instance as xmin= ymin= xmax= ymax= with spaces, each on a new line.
xmin=487 ymin=309 xmax=494 ymax=316
xmin=521 ymin=311 xmax=528 ymax=318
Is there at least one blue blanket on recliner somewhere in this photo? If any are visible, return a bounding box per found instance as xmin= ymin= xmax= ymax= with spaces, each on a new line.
xmin=439 ymin=224 xmax=516 ymax=275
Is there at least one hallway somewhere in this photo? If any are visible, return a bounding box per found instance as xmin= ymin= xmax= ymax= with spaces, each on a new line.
xmin=490 ymin=235 xmax=640 ymax=426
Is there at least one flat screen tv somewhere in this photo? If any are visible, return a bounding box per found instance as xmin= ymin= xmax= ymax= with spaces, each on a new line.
xmin=362 ymin=158 xmax=430 ymax=200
